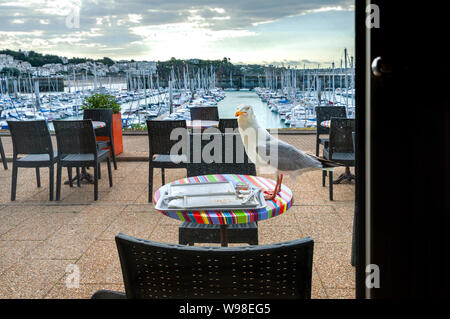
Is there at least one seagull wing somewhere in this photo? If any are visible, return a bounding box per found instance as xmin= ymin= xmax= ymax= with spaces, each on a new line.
xmin=256 ymin=137 xmax=322 ymax=172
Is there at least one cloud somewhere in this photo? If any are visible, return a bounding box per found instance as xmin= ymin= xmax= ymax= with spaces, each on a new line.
xmin=0 ymin=0 xmax=354 ymax=61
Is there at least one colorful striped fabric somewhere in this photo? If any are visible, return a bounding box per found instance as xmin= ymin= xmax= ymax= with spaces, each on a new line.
xmin=92 ymin=121 xmax=106 ymax=129
xmin=153 ymin=174 xmax=293 ymax=225
xmin=320 ymin=120 xmax=331 ymax=128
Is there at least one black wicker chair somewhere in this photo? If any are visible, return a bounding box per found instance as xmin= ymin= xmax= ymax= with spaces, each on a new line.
xmin=83 ymin=108 xmax=117 ymax=170
xmin=179 ymin=132 xmax=258 ymax=246
xmin=91 ymin=233 xmax=314 ymax=299
xmin=53 ymin=120 xmax=112 ymax=201
xmin=146 ymin=120 xmax=188 ymax=202
xmin=315 ymin=106 xmax=347 ymax=156
xmin=218 ymin=118 xmax=239 ymax=133
xmin=322 ymin=118 xmax=355 ymax=200
xmin=7 ymin=120 xmax=57 ymax=201
xmin=189 ymin=106 xmax=219 ymax=121
xmin=0 ymin=135 xmax=7 ymax=170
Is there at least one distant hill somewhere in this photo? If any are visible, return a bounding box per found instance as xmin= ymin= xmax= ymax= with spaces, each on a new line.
xmin=0 ymin=49 xmax=115 ymax=67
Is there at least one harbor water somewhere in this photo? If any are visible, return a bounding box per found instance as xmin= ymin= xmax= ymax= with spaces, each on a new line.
xmin=217 ymin=91 xmax=287 ymax=129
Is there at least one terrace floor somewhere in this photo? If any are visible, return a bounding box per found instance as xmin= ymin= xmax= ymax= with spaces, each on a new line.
xmin=0 ymin=133 xmax=355 ymax=299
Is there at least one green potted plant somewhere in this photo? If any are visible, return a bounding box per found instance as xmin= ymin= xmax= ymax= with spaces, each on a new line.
xmin=82 ymin=93 xmax=123 ymax=155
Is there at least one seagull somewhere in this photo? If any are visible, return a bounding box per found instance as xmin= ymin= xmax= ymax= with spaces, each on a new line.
xmin=235 ymin=104 xmax=339 ymax=200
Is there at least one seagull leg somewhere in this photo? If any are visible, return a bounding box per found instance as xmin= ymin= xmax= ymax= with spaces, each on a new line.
xmin=264 ymin=173 xmax=284 ymax=200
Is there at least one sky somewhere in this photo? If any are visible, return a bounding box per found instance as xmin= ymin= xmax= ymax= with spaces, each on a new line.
xmin=0 ymin=0 xmax=355 ymax=66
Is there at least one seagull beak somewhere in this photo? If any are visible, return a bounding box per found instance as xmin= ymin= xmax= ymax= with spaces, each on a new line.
xmin=235 ymin=110 xmax=245 ymax=117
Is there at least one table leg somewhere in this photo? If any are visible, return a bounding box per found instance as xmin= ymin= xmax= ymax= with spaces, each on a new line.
xmin=333 ymin=166 xmax=355 ymax=184
xmin=220 ymin=225 xmax=229 ymax=247
xmin=64 ymin=167 xmax=95 ymax=185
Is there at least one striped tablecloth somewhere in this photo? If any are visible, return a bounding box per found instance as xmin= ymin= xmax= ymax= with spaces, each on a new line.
xmin=153 ymin=174 xmax=293 ymax=225
xmin=92 ymin=121 xmax=106 ymax=129
xmin=320 ymin=120 xmax=330 ymax=128
xmin=185 ymin=120 xmax=219 ymax=129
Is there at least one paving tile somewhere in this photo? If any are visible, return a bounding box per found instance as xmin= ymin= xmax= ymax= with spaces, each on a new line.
xmin=296 ymin=211 xmax=352 ymax=243
xmin=0 ymin=213 xmax=77 ymax=241
xmin=0 ymin=241 xmax=42 ymax=275
xmin=45 ymin=283 xmax=125 ymax=299
xmin=98 ymin=211 xmax=160 ymax=241
xmin=326 ymin=288 xmax=355 ymax=299
xmin=0 ymin=259 xmax=75 ymax=298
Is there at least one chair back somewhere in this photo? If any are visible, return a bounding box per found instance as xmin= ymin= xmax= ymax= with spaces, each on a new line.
xmin=83 ymin=108 xmax=113 ymax=138
xmin=7 ymin=120 xmax=54 ymax=158
xmin=53 ymin=120 xmax=97 ymax=156
xmin=115 ymin=233 xmax=314 ymax=299
xmin=190 ymin=107 xmax=219 ymax=121
xmin=146 ymin=120 xmax=187 ymax=157
xmin=315 ymin=106 xmax=347 ymax=135
xmin=329 ymin=118 xmax=356 ymax=155
xmin=218 ymin=118 xmax=238 ymax=133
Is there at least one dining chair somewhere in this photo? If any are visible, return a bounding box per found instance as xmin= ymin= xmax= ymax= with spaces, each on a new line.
xmin=53 ymin=120 xmax=113 ymax=201
xmin=218 ymin=118 xmax=239 ymax=133
xmin=91 ymin=233 xmax=314 ymax=299
xmin=0 ymin=134 xmax=7 ymax=169
xmin=189 ymin=106 xmax=219 ymax=121
xmin=83 ymin=108 xmax=117 ymax=170
xmin=314 ymin=106 xmax=347 ymax=156
xmin=146 ymin=119 xmax=188 ymax=202
xmin=7 ymin=120 xmax=58 ymax=201
xmin=179 ymin=132 xmax=258 ymax=246
xmin=322 ymin=118 xmax=355 ymax=200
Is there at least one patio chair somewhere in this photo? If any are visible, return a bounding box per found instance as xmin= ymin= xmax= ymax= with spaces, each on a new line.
xmin=53 ymin=120 xmax=113 ymax=201
xmin=189 ymin=106 xmax=219 ymax=121
xmin=322 ymin=118 xmax=355 ymax=201
xmin=83 ymin=108 xmax=117 ymax=170
xmin=179 ymin=132 xmax=258 ymax=246
xmin=146 ymin=120 xmax=188 ymax=202
xmin=315 ymin=106 xmax=347 ymax=156
xmin=91 ymin=233 xmax=314 ymax=299
xmin=0 ymin=135 xmax=7 ymax=169
xmin=218 ymin=118 xmax=239 ymax=133
xmin=7 ymin=120 xmax=57 ymax=201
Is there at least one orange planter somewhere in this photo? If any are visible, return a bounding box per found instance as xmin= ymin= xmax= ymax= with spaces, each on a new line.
xmin=96 ymin=113 xmax=123 ymax=156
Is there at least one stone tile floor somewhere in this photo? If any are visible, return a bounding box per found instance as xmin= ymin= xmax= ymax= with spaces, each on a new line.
xmin=0 ymin=133 xmax=355 ymax=299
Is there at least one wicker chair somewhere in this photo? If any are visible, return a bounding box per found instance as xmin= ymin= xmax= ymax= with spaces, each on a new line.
xmin=315 ymin=106 xmax=347 ymax=156
xmin=83 ymin=109 xmax=117 ymax=170
xmin=53 ymin=120 xmax=113 ymax=201
xmin=218 ymin=118 xmax=239 ymax=133
xmin=179 ymin=132 xmax=258 ymax=246
xmin=7 ymin=120 xmax=57 ymax=201
xmin=91 ymin=233 xmax=314 ymax=299
xmin=189 ymin=106 xmax=219 ymax=121
xmin=146 ymin=120 xmax=188 ymax=202
xmin=322 ymin=118 xmax=355 ymax=200
xmin=0 ymin=135 xmax=7 ymax=170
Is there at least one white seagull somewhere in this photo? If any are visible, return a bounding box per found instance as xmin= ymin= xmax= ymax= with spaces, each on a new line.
xmin=235 ymin=104 xmax=338 ymax=200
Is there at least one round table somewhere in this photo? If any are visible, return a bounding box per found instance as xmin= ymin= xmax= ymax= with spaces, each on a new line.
xmin=185 ymin=120 xmax=219 ymax=130
xmin=153 ymin=174 xmax=294 ymax=246
xmin=92 ymin=121 xmax=106 ymax=129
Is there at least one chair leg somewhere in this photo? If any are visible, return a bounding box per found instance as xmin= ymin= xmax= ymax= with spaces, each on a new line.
xmin=56 ymin=163 xmax=62 ymax=201
xmin=11 ymin=164 xmax=18 ymax=201
xmin=49 ymin=165 xmax=54 ymax=201
xmin=322 ymin=170 xmax=326 ymax=187
xmin=329 ymin=170 xmax=333 ymax=201
xmin=98 ymin=163 xmax=101 ymax=180
xmin=110 ymin=139 xmax=117 ymax=170
xmin=107 ymin=157 xmax=113 ymax=187
xmin=76 ymin=167 xmax=81 ymax=187
xmin=94 ymin=164 xmax=99 ymax=201
xmin=316 ymin=138 xmax=320 ymax=156
xmin=161 ymin=168 xmax=165 ymax=186
xmin=148 ymin=163 xmax=154 ymax=203
xmin=67 ymin=167 xmax=73 ymax=187
xmin=35 ymin=167 xmax=41 ymax=187
xmin=0 ymin=142 xmax=7 ymax=170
